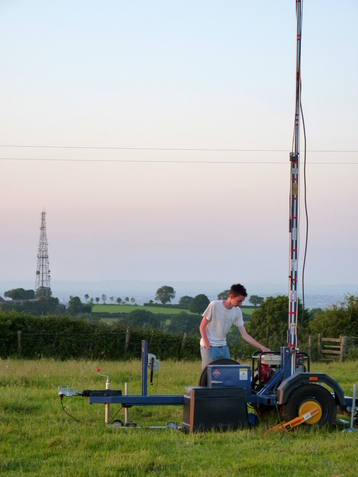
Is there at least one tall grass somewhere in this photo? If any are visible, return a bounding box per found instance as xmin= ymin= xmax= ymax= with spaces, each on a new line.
xmin=0 ymin=358 xmax=357 ymax=476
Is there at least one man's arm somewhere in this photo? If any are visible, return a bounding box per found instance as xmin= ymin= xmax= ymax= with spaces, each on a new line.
xmin=199 ymin=317 xmax=211 ymax=349
xmin=238 ymin=325 xmax=271 ymax=352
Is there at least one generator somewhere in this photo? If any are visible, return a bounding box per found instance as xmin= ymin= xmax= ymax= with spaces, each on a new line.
xmin=251 ymin=351 xmax=309 ymax=392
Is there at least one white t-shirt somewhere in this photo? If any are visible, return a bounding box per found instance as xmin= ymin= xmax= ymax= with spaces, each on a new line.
xmin=200 ymin=300 xmax=244 ymax=347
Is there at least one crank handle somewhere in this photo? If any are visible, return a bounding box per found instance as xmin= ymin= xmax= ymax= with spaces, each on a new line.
xmin=96 ymin=368 xmax=109 ymax=379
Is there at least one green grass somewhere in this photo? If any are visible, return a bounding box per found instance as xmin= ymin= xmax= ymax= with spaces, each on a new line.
xmin=92 ymin=304 xmax=198 ymax=315
xmin=0 ymin=358 xmax=357 ymax=476
xmin=241 ymin=306 xmax=255 ymax=316
xmin=93 ymin=304 xmax=255 ymax=316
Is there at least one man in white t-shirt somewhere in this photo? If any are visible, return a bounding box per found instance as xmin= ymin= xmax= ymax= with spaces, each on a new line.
xmin=199 ymin=283 xmax=270 ymax=369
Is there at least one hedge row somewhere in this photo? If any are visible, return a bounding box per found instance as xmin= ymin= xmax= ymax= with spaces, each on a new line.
xmin=0 ymin=310 xmax=200 ymax=361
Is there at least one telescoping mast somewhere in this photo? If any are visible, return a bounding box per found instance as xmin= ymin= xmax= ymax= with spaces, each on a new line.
xmin=288 ymin=0 xmax=302 ymax=372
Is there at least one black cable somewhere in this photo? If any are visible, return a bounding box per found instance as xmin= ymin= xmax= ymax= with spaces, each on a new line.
xmin=109 ymin=405 xmax=124 ymax=425
xmin=296 ymin=0 xmax=308 ymax=342
xmin=299 ymin=98 xmax=308 ymax=342
xmin=60 ymin=395 xmax=82 ymax=423
xmin=60 ymin=394 xmax=125 ymax=427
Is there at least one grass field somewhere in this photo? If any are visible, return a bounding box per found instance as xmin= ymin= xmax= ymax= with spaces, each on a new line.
xmin=92 ymin=304 xmax=256 ymax=316
xmin=92 ymin=304 xmax=197 ymax=315
xmin=0 ymin=358 xmax=357 ymax=476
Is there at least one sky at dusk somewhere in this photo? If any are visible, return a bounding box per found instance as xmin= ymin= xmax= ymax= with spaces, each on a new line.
xmin=1 ymin=1 xmax=357 ymax=302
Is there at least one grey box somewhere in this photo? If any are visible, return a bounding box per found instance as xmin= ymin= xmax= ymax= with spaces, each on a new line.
xmin=207 ymin=364 xmax=251 ymax=394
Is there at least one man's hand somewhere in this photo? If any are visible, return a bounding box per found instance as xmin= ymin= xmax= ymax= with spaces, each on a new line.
xmin=261 ymin=346 xmax=271 ymax=353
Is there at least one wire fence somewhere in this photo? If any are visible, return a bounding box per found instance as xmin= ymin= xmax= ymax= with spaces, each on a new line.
xmin=1 ymin=328 xmax=200 ymax=361
xmin=1 ymin=311 xmax=357 ymax=362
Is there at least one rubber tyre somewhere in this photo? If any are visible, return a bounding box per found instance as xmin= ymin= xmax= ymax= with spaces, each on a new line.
xmin=198 ymin=358 xmax=240 ymax=386
xmin=281 ymin=384 xmax=337 ymax=428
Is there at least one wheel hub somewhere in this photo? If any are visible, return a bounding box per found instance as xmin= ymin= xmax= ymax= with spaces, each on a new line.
xmin=298 ymin=400 xmax=322 ymax=424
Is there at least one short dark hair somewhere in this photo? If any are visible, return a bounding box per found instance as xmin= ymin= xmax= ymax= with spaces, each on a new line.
xmin=229 ymin=284 xmax=247 ymax=297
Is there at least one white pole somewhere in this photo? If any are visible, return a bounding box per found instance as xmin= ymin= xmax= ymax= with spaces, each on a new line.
xmin=125 ymin=382 xmax=129 ymax=425
xmin=105 ymin=377 xmax=110 ymax=425
xmin=350 ymin=384 xmax=357 ymax=429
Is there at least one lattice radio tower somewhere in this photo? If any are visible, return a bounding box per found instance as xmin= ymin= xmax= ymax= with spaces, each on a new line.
xmin=35 ymin=211 xmax=51 ymax=297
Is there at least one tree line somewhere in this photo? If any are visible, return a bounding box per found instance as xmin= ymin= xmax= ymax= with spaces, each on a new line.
xmin=152 ymin=285 xmax=264 ymax=309
xmin=2 ymin=287 xmax=358 ymax=343
xmin=0 ymin=285 xmax=229 ymax=316
xmin=245 ymin=294 xmax=358 ymax=342
xmin=1 ymin=293 xmax=357 ymax=362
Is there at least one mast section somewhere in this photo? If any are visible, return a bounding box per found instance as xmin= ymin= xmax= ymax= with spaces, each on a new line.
xmin=288 ymin=0 xmax=302 ymax=357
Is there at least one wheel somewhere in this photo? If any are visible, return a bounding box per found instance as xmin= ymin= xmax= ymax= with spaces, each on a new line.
xmin=198 ymin=358 xmax=239 ymax=386
xmin=281 ymin=384 xmax=337 ymax=428
xmin=111 ymin=419 xmax=124 ymax=427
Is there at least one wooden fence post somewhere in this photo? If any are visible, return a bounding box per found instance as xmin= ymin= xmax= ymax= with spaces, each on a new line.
xmin=308 ymin=335 xmax=312 ymax=358
xmin=318 ymin=333 xmax=322 ymax=359
xmin=18 ymin=330 xmax=22 ymax=358
xmin=124 ymin=327 xmax=130 ymax=354
xmin=340 ymin=335 xmax=347 ymax=362
xmin=181 ymin=332 xmax=187 ymax=351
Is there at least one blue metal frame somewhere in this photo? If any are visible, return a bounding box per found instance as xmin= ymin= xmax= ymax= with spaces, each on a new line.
xmin=248 ymin=347 xmax=292 ymax=406
xmin=88 ymin=340 xmax=184 ymax=407
xmin=86 ymin=340 xmax=354 ymax=414
xmin=87 ymin=341 xmax=289 ymax=407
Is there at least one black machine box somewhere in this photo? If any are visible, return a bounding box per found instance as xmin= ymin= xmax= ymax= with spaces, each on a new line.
xmin=182 ymin=386 xmax=248 ymax=433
